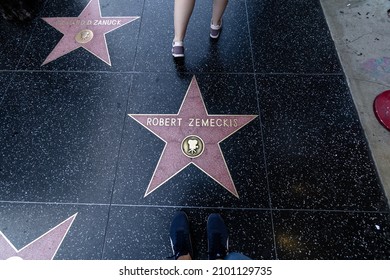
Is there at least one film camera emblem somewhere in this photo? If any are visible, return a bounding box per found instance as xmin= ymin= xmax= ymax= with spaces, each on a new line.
xmin=181 ymin=135 xmax=205 ymax=158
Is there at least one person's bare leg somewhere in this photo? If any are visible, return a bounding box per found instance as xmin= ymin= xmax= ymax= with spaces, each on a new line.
xmin=173 ymin=0 xmax=196 ymax=43
xmin=211 ymin=0 xmax=228 ymax=26
xmin=177 ymin=254 xmax=192 ymax=260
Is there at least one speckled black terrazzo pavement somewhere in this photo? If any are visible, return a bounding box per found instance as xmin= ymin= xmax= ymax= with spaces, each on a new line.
xmin=1 ymin=0 xmax=390 ymax=260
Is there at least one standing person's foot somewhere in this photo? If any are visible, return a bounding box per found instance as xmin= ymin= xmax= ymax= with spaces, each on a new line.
xmin=207 ymin=213 xmax=229 ymax=260
xmin=210 ymin=19 xmax=222 ymax=39
xmin=169 ymin=211 xmax=193 ymax=260
xmin=172 ymin=41 xmax=185 ymax=58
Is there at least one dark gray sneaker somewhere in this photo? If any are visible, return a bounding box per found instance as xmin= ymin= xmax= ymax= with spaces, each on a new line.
xmin=169 ymin=211 xmax=193 ymax=259
xmin=172 ymin=41 xmax=184 ymax=58
xmin=207 ymin=213 xmax=229 ymax=260
xmin=210 ymin=20 xmax=222 ymax=39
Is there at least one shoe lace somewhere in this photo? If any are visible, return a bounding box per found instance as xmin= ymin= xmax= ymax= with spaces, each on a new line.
xmin=168 ymin=230 xmax=189 ymax=260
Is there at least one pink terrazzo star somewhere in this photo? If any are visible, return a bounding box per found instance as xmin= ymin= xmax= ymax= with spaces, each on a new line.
xmin=42 ymin=0 xmax=139 ymax=65
xmin=0 ymin=214 xmax=77 ymax=260
xmin=129 ymin=76 xmax=258 ymax=198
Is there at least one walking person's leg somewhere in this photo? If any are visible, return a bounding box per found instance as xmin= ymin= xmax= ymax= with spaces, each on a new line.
xmin=211 ymin=0 xmax=228 ymax=26
xmin=210 ymin=0 xmax=228 ymax=38
xmin=172 ymin=0 xmax=196 ymax=57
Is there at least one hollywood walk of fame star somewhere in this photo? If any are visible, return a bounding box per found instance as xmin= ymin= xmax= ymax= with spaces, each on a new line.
xmin=129 ymin=76 xmax=258 ymax=198
xmin=0 ymin=213 xmax=77 ymax=260
xmin=42 ymin=0 xmax=140 ymax=66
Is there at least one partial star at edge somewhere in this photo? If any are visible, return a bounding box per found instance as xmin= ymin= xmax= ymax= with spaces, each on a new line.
xmin=0 ymin=213 xmax=77 ymax=260
xmin=42 ymin=0 xmax=140 ymax=66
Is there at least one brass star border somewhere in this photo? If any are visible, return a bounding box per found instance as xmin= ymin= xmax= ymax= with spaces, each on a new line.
xmin=129 ymin=76 xmax=258 ymax=198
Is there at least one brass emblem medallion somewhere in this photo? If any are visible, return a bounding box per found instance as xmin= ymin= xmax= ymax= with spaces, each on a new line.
xmin=75 ymin=29 xmax=94 ymax=44
xmin=181 ymin=135 xmax=205 ymax=158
